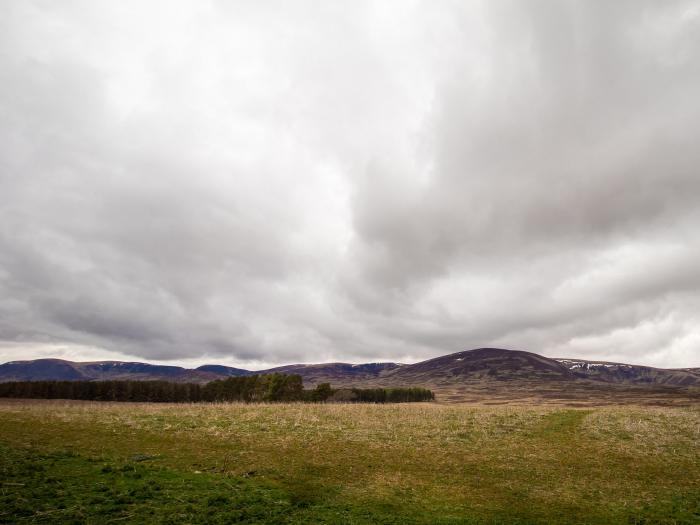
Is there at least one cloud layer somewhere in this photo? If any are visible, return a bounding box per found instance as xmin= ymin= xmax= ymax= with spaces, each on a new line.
xmin=1 ymin=0 xmax=699 ymax=367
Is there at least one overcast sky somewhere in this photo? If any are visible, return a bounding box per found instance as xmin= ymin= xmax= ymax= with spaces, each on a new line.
xmin=1 ymin=1 xmax=699 ymax=369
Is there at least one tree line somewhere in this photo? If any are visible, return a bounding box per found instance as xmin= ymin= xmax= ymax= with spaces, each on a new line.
xmin=306 ymin=383 xmax=434 ymax=403
xmin=0 ymin=375 xmax=434 ymax=403
xmin=0 ymin=374 xmax=302 ymax=403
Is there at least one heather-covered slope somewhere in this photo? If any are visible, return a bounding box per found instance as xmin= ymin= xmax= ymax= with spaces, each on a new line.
xmin=1 ymin=349 xmax=699 ymax=397
xmin=256 ymin=362 xmax=402 ymax=387
xmin=195 ymin=364 xmax=250 ymax=377
xmin=0 ymin=359 xmax=221 ymax=383
xmin=556 ymin=359 xmax=700 ymax=386
xmin=381 ymin=348 xmax=572 ymax=384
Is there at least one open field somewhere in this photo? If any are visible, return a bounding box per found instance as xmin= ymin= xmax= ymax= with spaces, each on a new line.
xmin=416 ymin=381 xmax=700 ymax=406
xmin=1 ymin=399 xmax=699 ymax=524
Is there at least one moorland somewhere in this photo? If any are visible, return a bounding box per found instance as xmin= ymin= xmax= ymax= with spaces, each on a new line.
xmin=2 ymin=348 xmax=699 ymax=523
xmin=1 ymin=399 xmax=698 ymax=524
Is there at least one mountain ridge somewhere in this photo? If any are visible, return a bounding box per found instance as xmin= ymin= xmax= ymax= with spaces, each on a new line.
xmin=1 ymin=349 xmax=698 ymax=391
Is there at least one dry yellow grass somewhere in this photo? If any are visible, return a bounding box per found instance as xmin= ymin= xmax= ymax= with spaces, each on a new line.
xmin=1 ymin=399 xmax=699 ymax=523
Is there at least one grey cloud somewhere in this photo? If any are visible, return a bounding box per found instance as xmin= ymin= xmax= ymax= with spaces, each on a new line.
xmin=0 ymin=1 xmax=699 ymax=368
xmin=342 ymin=1 xmax=700 ymax=365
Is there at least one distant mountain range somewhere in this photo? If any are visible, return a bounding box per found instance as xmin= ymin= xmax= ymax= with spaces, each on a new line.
xmin=1 ymin=348 xmax=699 ymax=390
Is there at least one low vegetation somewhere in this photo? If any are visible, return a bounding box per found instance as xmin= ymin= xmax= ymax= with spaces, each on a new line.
xmin=0 ymin=376 xmax=434 ymax=404
xmin=1 ymin=399 xmax=698 ymax=523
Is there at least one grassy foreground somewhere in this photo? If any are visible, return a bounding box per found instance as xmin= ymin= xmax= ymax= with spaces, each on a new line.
xmin=0 ymin=399 xmax=698 ymax=524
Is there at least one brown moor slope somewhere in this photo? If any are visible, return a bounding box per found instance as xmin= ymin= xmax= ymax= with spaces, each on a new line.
xmin=2 ymin=348 xmax=699 ymax=405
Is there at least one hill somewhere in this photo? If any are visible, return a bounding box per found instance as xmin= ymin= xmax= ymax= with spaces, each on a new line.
xmin=257 ymin=362 xmax=402 ymax=386
xmin=556 ymin=358 xmax=700 ymax=387
xmin=195 ymin=364 xmax=250 ymax=377
xmin=380 ymin=348 xmax=572 ymax=384
xmin=0 ymin=359 xmax=221 ymax=383
xmin=358 ymin=349 xmax=700 ymax=404
xmin=1 ymin=349 xmax=699 ymax=405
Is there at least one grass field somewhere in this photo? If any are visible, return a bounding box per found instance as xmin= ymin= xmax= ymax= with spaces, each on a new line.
xmin=1 ymin=399 xmax=699 ymax=524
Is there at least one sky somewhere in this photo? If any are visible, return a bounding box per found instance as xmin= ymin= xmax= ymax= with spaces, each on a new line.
xmin=1 ymin=0 xmax=699 ymax=369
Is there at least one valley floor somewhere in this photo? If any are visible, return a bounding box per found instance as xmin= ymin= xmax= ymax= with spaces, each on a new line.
xmin=420 ymin=380 xmax=700 ymax=406
xmin=1 ymin=399 xmax=699 ymax=524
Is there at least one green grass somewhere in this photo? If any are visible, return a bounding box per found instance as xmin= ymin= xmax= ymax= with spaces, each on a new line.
xmin=1 ymin=400 xmax=699 ymax=524
xmin=0 ymin=445 xmax=422 ymax=524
